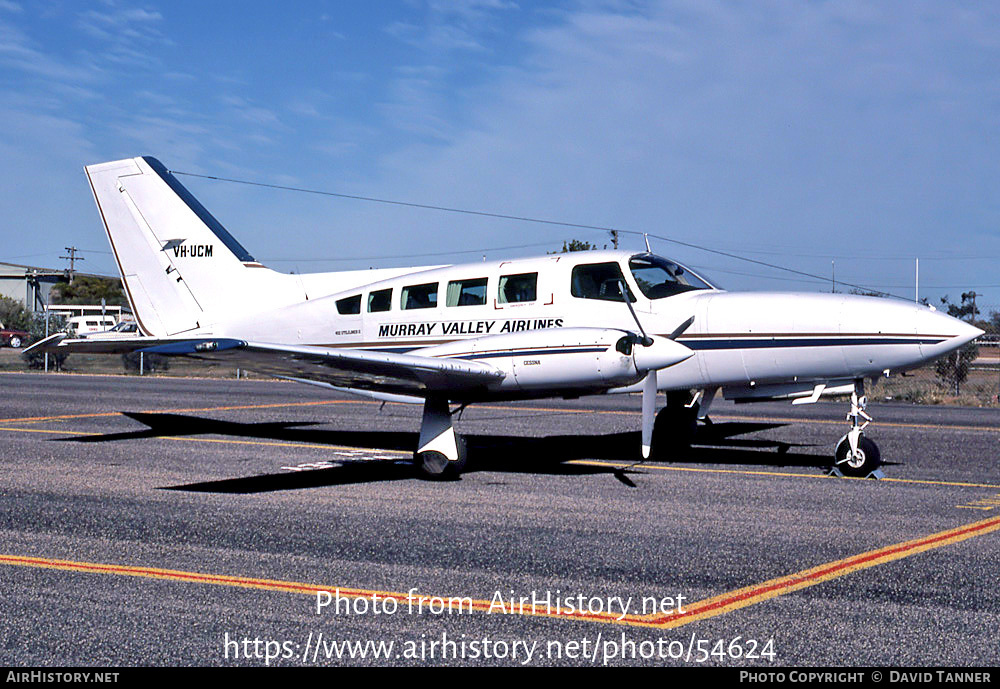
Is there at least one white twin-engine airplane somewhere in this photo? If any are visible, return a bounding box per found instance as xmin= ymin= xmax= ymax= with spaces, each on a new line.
xmin=29 ymin=156 xmax=983 ymax=478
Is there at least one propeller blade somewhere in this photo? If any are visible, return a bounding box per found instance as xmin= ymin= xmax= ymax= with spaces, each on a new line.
xmin=616 ymin=279 xmax=652 ymax=346
xmin=641 ymin=370 xmax=658 ymax=459
xmin=666 ymin=315 xmax=695 ymax=341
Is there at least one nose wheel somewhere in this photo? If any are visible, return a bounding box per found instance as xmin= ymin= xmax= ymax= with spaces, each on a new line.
xmin=833 ymin=380 xmax=882 ymax=477
xmin=834 ymin=435 xmax=881 ymax=476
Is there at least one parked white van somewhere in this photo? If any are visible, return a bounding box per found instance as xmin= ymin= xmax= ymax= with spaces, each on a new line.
xmin=79 ymin=320 xmax=141 ymax=340
xmin=67 ymin=315 xmax=117 ymax=336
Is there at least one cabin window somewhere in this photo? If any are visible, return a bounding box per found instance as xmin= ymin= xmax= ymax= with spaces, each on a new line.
xmin=446 ymin=278 xmax=488 ymax=307
xmin=497 ymin=272 xmax=537 ymax=304
xmin=570 ymin=262 xmax=636 ymax=302
xmin=336 ymin=295 xmax=361 ymax=315
xmin=401 ymin=282 xmax=438 ymax=310
xmin=367 ymin=288 xmax=392 ymax=313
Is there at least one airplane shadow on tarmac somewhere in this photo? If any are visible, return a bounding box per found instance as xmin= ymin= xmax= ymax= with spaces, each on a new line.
xmin=53 ymin=411 xmax=846 ymax=493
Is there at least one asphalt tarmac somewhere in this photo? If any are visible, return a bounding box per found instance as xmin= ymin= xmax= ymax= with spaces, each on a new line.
xmin=1 ymin=372 xmax=998 ymax=667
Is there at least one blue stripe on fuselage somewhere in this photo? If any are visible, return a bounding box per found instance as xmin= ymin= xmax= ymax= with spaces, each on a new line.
xmin=680 ymin=337 xmax=946 ymax=350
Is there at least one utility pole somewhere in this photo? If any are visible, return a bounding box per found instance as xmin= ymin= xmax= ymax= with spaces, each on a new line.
xmin=60 ymin=247 xmax=84 ymax=284
xmin=968 ymin=291 xmax=979 ymax=322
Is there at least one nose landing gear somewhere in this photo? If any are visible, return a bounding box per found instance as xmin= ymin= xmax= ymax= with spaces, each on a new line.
xmin=832 ymin=380 xmax=882 ymax=478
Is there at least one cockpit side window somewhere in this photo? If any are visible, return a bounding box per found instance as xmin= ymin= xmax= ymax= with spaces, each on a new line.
xmin=628 ymin=255 xmax=712 ymax=299
xmin=570 ymin=262 xmax=636 ymax=302
xmin=336 ymin=294 xmax=362 ymax=315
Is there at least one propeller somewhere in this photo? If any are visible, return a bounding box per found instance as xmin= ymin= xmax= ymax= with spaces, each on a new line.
xmin=614 ymin=281 xmax=695 ymax=459
xmin=638 ymin=316 xmax=694 ymax=458
xmin=641 ymin=367 xmax=658 ymax=458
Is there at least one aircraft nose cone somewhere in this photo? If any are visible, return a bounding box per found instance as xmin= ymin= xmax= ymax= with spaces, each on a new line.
xmin=918 ymin=308 xmax=984 ymax=359
xmin=955 ymin=319 xmax=985 ymax=347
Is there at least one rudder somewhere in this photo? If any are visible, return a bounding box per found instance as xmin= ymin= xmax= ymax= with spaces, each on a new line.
xmin=85 ymin=156 xmax=295 ymax=337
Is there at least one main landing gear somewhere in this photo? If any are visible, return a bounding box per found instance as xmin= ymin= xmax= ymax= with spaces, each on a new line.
xmin=413 ymin=397 xmax=467 ymax=479
xmin=832 ymin=379 xmax=882 ymax=478
xmin=649 ymin=389 xmax=710 ymax=459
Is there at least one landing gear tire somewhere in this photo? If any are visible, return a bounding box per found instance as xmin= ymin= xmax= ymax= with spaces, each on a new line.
xmin=413 ymin=438 xmax=467 ymax=480
xmin=835 ymin=436 xmax=881 ymax=477
xmin=650 ymin=405 xmax=698 ymax=460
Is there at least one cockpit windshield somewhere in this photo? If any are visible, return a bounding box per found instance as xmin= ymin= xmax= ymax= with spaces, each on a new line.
xmin=628 ymin=254 xmax=715 ymax=299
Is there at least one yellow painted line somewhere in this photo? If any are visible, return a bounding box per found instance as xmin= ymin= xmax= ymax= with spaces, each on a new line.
xmin=568 ymin=459 xmax=1000 ymax=490
xmin=475 ymin=408 xmax=1000 ymax=435
xmin=3 ymin=515 xmax=998 ymax=629
xmin=167 ymin=436 xmax=409 ymax=456
xmin=0 ymin=397 xmax=995 ymax=436
xmin=956 ymin=494 xmax=1000 ymax=510
xmin=0 ymin=425 xmax=409 ymax=457
xmin=572 ymin=459 xmax=830 ymax=481
xmin=1 ymin=425 xmax=995 ymax=487
xmin=641 ymin=515 xmax=1000 ymax=629
xmin=0 ymin=400 xmax=360 ymax=424
xmin=711 ymin=414 xmax=1000 ymax=434
xmin=0 ymin=426 xmax=94 ymax=436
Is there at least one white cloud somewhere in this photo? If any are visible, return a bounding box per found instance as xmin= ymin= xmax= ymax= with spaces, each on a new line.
xmin=359 ymin=0 xmax=1000 ymax=299
xmin=0 ymin=19 xmax=102 ymax=82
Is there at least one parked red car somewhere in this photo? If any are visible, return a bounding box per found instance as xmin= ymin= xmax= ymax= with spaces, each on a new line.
xmin=0 ymin=322 xmax=30 ymax=348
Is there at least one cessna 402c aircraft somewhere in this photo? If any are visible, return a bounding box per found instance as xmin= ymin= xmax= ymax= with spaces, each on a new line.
xmin=28 ymin=156 xmax=983 ymax=479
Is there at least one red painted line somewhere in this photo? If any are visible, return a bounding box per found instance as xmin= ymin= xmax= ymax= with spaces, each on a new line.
xmin=644 ymin=515 xmax=1000 ymax=625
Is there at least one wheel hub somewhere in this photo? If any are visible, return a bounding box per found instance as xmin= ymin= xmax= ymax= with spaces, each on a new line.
xmin=846 ymin=448 xmax=866 ymax=469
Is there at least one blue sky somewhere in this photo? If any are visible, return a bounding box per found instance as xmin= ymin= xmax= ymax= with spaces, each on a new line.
xmin=1 ymin=1 xmax=998 ymax=314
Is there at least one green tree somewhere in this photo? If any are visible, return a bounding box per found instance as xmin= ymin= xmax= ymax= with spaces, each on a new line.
xmin=550 ymin=239 xmax=598 ymax=254
xmin=967 ymin=308 xmax=999 ymax=337
xmin=121 ymin=351 xmax=170 ymax=374
xmin=0 ymin=296 xmax=31 ymax=331
xmin=51 ymin=276 xmax=127 ymax=306
xmin=934 ymin=294 xmax=980 ymax=395
xmin=848 ymin=288 xmax=886 ymax=298
xmin=934 ymin=346 xmax=978 ymax=396
xmin=940 ymin=292 xmax=980 ymax=321
xmin=24 ymin=312 xmax=69 ymax=371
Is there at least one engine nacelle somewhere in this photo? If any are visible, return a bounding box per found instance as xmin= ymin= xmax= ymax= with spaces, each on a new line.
xmin=422 ymin=327 xmax=691 ymax=391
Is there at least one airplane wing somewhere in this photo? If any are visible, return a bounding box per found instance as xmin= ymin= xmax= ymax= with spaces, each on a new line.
xmin=24 ymin=334 xmax=506 ymax=398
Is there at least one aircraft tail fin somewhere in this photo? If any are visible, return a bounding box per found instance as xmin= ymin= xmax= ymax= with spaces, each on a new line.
xmin=85 ymin=156 xmax=295 ymax=337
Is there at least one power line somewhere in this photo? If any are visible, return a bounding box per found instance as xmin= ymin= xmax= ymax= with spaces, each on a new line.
xmin=0 ymin=253 xmax=56 ymax=263
xmin=710 ymin=248 xmax=1000 ymax=261
xmin=168 ymin=169 xmax=919 ymax=300
xmin=259 ymin=240 xmax=566 ymax=263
